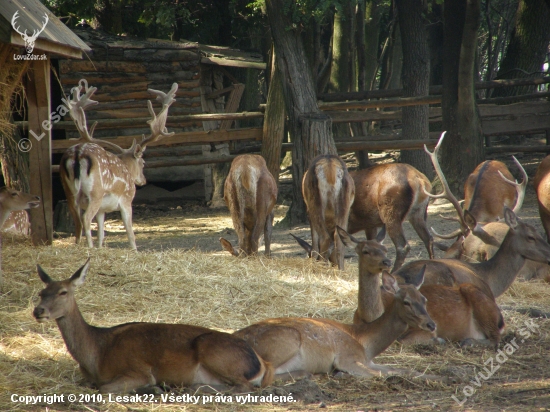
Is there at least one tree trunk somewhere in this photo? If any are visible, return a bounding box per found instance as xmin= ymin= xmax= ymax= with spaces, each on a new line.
xmin=428 ymin=4 xmax=444 ymax=87
xmin=261 ymin=50 xmax=286 ymax=186
xmin=492 ymin=0 xmax=550 ymax=97
xmin=396 ymin=0 xmax=432 ymax=179
xmin=440 ymin=0 xmax=484 ymax=196
xmin=265 ymin=0 xmax=337 ymax=225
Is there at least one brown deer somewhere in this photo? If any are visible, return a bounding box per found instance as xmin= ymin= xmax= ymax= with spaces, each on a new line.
xmin=60 ymin=82 xmax=178 ymax=249
xmin=393 ymin=132 xmax=550 ymax=299
xmin=347 ymin=163 xmax=434 ymax=272
xmin=337 ymin=227 xmax=503 ymax=349
xmin=33 ymin=259 xmax=274 ymax=393
xmin=234 ymin=245 xmax=435 ymax=380
xmin=219 ymin=154 xmax=277 ymax=256
xmin=534 ymin=154 xmax=550 ymax=242
xmin=0 ymin=187 xmax=40 ymax=232
xmin=299 ymin=155 xmax=355 ymax=269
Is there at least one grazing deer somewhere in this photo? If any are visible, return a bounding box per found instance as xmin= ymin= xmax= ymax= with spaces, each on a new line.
xmin=534 ymin=154 xmax=550 ymax=242
xmin=347 ymin=163 xmax=434 ymax=272
xmin=219 ymin=154 xmax=277 ymax=257
xmin=0 ymin=187 xmax=40 ymax=232
xmin=33 ymin=259 xmax=274 ymax=393
xmin=234 ymin=246 xmax=435 ymax=380
xmin=60 ymin=82 xmax=178 ymax=249
xmin=300 ymin=155 xmax=355 ymax=269
xmin=337 ymin=227 xmax=503 ymax=349
xmin=393 ymin=132 xmax=550 ymax=299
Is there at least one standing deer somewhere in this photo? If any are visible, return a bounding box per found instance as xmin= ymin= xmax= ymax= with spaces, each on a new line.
xmin=337 ymin=227 xmax=504 ymax=349
xmin=33 ymin=259 xmax=274 ymax=393
xmin=0 ymin=187 xmax=40 ymax=231
xmin=534 ymin=154 xmax=550 ymax=242
xmin=219 ymin=154 xmax=277 ymax=256
xmin=347 ymin=163 xmax=434 ymax=271
xmin=393 ymin=132 xmax=550 ymax=299
xmin=234 ymin=241 xmax=435 ymax=380
xmin=300 ymin=155 xmax=355 ymax=269
xmin=60 ymin=82 xmax=178 ymax=249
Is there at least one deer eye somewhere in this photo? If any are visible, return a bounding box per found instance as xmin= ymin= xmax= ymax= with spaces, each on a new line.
xmin=59 ymin=290 xmax=68 ymax=296
xmin=403 ymin=300 xmax=411 ymax=306
xmin=527 ymin=236 xmax=536 ymax=242
xmin=11 ymin=192 xmax=17 ymax=197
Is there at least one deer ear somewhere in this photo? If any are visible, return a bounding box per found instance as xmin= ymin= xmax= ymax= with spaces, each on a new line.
xmin=37 ymin=265 xmax=52 ymax=284
xmin=290 ymin=233 xmax=313 ymax=257
xmin=414 ymin=265 xmax=427 ymax=289
xmin=220 ymin=237 xmax=239 ymax=257
xmin=133 ymin=142 xmax=144 ymax=158
xmin=337 ymin=226 xmax=358 ymax=248
xmin=382 ymin=270 xmax=400 ymax=294
xmin=375 ymin=225 xmax=386 ymax=243
xmin=504 ymin=206 xmax=518 ymax=229
xmin=70 ymin=258 xmax=91 ymax=287
xmin=464 ymin=210 xmax=477 ymax=231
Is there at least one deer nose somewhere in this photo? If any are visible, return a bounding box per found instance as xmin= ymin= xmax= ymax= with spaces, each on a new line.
xmin=426 ymin=321 xmax=436 ymax=332
xmin=382 ymin=259 xmax=392 ymax=268
xmin=33 ymin=307 xmax=45 ymax=319
xmin=34 ymin=196 xmax=40 ymax=201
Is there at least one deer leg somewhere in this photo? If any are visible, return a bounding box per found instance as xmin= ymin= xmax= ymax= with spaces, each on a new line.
xmin=263 ymin=211 xmax=274 ymax=256
xmin=386 ymin=223 xmax=410 ymax=272
xmin=65 ymin=195 xmax=82 ymax=244
xmin=82 ymin=202 xmax=101 ymax=248
xmin=96 ymin=212 xmax=105 ymax=248
xmin=119 ymin=203 xmax=137 ymax=250
xmin=409 ymin=211 xmax=434 ymax=259
xmin=538 ymin=203 xmax=550 ymax=243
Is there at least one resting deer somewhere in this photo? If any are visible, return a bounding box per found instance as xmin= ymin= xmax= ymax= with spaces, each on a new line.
xmin=219 ymin=154 xmax=277 ymax=256
xmin=337 ymin=227 xmax=504 ymax=349
xmin=534 ymin=155 xmax=550 ymax=243
xmin=347 ymin=163 xmax=434 ymax=272
xmin=234 ymin=245 xmax=435 ymax=380
xmin=0 ymin=187 xmax=40 ymax=233
xmin=393 ymin=132 xmax=550 ymax=299
xmin=60 ymin=81 xmax=178 ymax=249
xmin=33 ymin=259 xmax=274 ymax=393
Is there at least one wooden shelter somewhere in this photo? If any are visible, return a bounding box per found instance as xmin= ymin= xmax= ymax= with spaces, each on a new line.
xmin=0 ymin=0 xmax=90 ymax=245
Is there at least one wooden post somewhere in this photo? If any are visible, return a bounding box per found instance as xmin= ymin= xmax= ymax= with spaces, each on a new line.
xmin=26 ymin=59 xmax=53 ymax=245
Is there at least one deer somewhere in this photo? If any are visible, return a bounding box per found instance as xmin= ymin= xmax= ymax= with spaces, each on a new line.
xmin=297 ymin=154 xmax=355 ymax=270
xmin=534 ymin=154 xmax=550 ymax=243
xmin=60 ymin=81 xmax=178 ymax=249
xmin=0 ymin=186 xmax=40 ymax=231
xmin=392 ymin=132 xmax=550 ymax=299
xmin=337 ymin=227 xmax=504 ymax=349
xmin=234 ymin=245 xmax=436 ymax=380
xmin=33 ymin=259 xmax=274 ymax=393
xmin=219 ymin=154 xmax=277 ymax=257
xmin=11 ymin=10 xmax=49 ymax=54
xmin=346 ymin=162 xmax=434 ymax=272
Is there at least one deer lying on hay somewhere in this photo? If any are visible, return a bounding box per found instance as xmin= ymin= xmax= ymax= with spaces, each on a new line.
xmin=33 ymin=259 xmax=274 ymax=393
xmin=60 ymin=82 xmax=178 ymax=249
xmin=393 ymin=132 xmax=550 ymax=300
xmin=0 ymin=187 xmax=40 ymax=235
xmin=220 ymin=154 xmax=277 ymax=257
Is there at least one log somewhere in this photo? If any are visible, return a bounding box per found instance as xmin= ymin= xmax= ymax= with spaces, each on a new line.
xmin=319 ymin=95 xmax=442 ymax=110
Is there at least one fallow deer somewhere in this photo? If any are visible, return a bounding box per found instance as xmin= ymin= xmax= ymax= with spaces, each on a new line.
xmin=347 ymin=163 xmax=434 ymax=272
xmin=219 ymin=154 xmax=277 ymax=256
xmin=234 ymin=247 xmax=435 ymax=380
xmin=534 ymin=154 xmax=550 ymax=242
xmin=337 ymin=227 xmax=504 ymax=349
xmin=33 ymin=259 xmax=274 ymax=393
xmin=393 ymin=132 xmax=550 ymax=299
xmin=0 ymin=186 xmax=40 ymax=231
xmin=300 ymin=155 xmax=355 ymax=269
xmin=60 ymin=81 xmax=178 ymax=249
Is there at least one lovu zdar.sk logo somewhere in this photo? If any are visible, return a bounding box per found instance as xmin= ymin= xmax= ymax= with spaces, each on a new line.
xmin=11 ymin=10 xmax=49 ymax=54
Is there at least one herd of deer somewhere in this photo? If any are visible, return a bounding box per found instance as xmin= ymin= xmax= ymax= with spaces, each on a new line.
xmin=2 ymin=82 xmax=550 ymax=394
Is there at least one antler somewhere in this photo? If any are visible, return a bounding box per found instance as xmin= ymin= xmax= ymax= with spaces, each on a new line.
xmin=68 ymin=82 xmax=126 ymax=154
xmin=423 ymin=132 xmax=470 ymax=239
xmin=497 ymin=156 xmax=528 ymax=214
xmin=140 ymin=83 xmax=178 ymax=150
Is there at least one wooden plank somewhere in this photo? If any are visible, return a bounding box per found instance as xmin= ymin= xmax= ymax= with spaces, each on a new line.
xmin=220 ymin=84 xmax=245 ymax=129
xmin=26 ymin=59 xmax=52 ymax=245
xmin=319 ymin=95 xmax=442 ymax=110
xmin=51 ymin=127 xmax=263 ymax=151
xmin=486 ymin=145 xmax=550 ymax=154
xmin=200 ymin=56 xmax=267 ymax=70
xmin=59 ymin=60 xmax=148 ymax=74
xmin=92 ymin=89 xmax=201 ymax=102
xmin=334 ymin=137 xmax=439 ymax=152
xmin=123 ymin=49 xmax=198 ymax=62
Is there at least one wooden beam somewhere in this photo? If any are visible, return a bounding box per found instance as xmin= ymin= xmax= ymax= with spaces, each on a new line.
xmin=26 ymin=59 xmax=53 ymax=245
xmin=486 ymin=145 xmax=550 ymax=154
xmin=205 ymin=85 xmax=235 ymax=99
xmin=200 ymin=56 xmax=267 ymax=70
xmin=319 ymin=95 xmax=442 ymax=111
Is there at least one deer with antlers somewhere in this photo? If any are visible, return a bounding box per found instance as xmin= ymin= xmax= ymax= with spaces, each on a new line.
xmin=11 ymin=11 xmax=49 ymax=54
xmin=393 ymin=132 xmax=550 ymax=299
xmin=60 ymin=82 xmax=178 ymax=249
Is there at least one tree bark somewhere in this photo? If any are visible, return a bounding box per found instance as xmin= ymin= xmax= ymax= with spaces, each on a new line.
xmin=492 ymin=0 xmax=550 ymax=97
xmin=265 ymin=0 xmax=337 ymax=225
xmin=395 ymin=0 xmax=432 ymax=179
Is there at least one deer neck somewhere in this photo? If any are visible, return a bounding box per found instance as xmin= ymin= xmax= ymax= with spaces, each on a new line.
xmin=474 ymin=231 xmax=525 ymax=297
xmin=351 ymin=299 xmax=408 ymax=360
xmin=356 ymin=267 xmax=384 ymax=323
xmin=56 ymin=302 xmax=102 ymax=378
xmin=0 ymin=206 xmax=11 ymax=228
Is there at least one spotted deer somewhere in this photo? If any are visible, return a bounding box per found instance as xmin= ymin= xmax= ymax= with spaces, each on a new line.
xmin=220 ymin=154 xmax=278 ymax=256
xmin=0 ymin=187 xmax=40 ymax=234
xmin=298 ymin=155 xmax=355 ymax=270
xmin=33 ymin=259 xmax=274 ymax=393
xmin=393 ymin=132 xmax=550 ymax=299
xmin=347 ymin=162 xmax=434 ymax=272
xmin=60 ymin=81 xmax=177 ymax=249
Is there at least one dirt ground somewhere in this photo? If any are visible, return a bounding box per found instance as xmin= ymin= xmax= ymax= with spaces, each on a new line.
xmin=3 ymin=143 xmax=550 ymax=411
